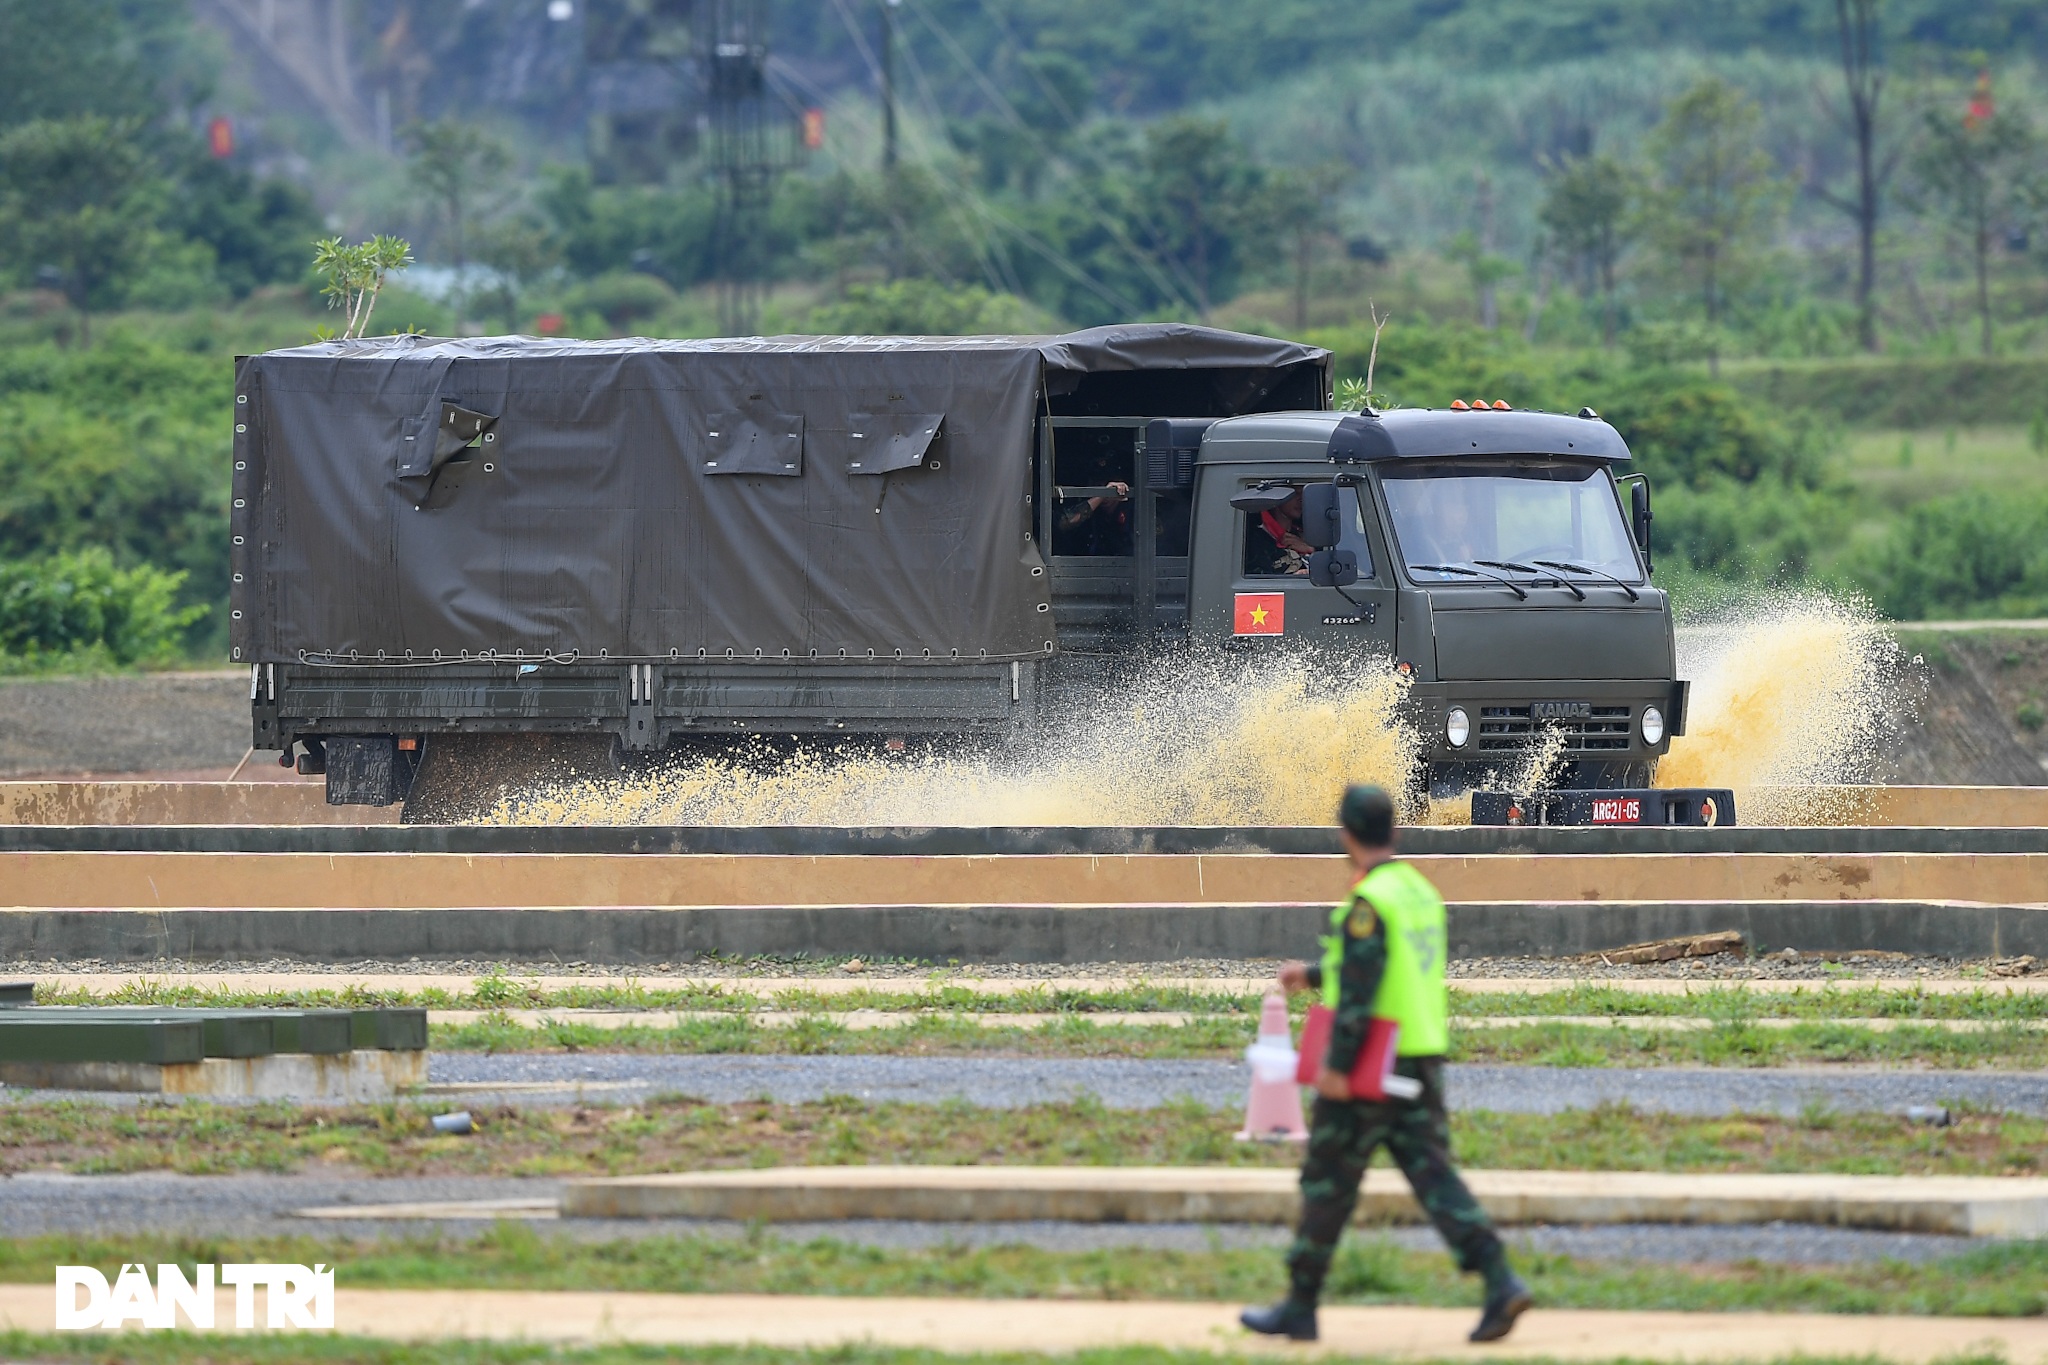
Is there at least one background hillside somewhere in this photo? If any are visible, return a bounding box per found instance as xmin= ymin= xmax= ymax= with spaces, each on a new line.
xmin=0 ymin=0 xmax=2045 ymax=701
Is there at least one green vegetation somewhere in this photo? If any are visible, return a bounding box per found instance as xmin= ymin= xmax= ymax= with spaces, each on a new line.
xmin=0 ymin=548 xmax=203 ymax=673
xmin=5 ymin=4 xmax=2048 ymax=657
xmin=3 ymin=1095 xmax=2038 ymax=1180
xmin=3 ymin=1224 xmax=2046 ymax=1317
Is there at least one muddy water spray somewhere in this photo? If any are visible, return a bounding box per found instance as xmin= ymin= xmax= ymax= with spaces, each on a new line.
xmin=1659 ymin=595 xmax=1907 ymax=823
xmin=491 ymin=654 xmax=1418 ymax=827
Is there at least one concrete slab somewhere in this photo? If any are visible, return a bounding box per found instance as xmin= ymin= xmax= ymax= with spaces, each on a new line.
xmin=0 ymin=1048 xmax=424 ymax=1099
xmin=562 ymin=1166 xmax=2048 ymax=1237
xmin=4 ymin=1285 xmax=2047 ymax=1361
xmin=9 ymin=822 xmax=2048 ymax=857
xmin=296 ymin=1197 xmax=557 ymax=1221
xmin=8 ymin=900 xmax=2047 ymax=965
xmin=7 ymin=850 xmax=2048 ymax=908
xmin=0 ymin=782 xmax=390 ymax=826
xmin=4 ymin=781 xmax=2043 ymax=831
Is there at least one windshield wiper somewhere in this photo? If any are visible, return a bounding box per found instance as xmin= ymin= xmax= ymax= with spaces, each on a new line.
xmin=1408 ymin=563 xmax=1526 ymax=601
xmin=1534 ymin=559 xmax=1641 ymax=602
xmin=1474 ymin=559 xmax=1585 ymax=601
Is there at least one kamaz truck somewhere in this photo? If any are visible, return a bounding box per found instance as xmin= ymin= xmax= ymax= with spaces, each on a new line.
xmin=229 ymin=325 xmax=1684 ymax=814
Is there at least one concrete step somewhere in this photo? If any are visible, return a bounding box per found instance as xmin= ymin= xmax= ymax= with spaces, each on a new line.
xmin=562 ymin=1165 xmax=2048 ymax=1237
xmin=4 ymin=1284 xmax=2044 ymax=1361
xmin=7 ymin=900 xmax=2046 ymax=965
xmin=7 ymin=849 xmax=2047 ymax=908
xmin=7 ymin=780 xmax=2044 ymax=829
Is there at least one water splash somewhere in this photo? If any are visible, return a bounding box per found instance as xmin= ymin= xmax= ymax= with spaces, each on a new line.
xmin=490 ymin=652 xmax=1419 ymax=827
xmin=1658 ymin=593 xmax=1908 ymax=824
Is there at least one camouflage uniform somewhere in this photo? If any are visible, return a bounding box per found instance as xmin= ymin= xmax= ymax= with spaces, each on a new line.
xmin=1287 ymin=899 xmax=1506 ymax=1305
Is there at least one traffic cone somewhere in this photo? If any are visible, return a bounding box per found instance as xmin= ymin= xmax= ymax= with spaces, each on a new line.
xmin=1237 ymin=991 xmax=1308 ymax=1142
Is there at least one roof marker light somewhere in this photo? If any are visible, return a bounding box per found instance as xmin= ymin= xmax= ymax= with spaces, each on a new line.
xmin=1492 ymin=400 xmax=1511 ymax=410
xmin=1449 ymin=400 xmax=1470 ymax=410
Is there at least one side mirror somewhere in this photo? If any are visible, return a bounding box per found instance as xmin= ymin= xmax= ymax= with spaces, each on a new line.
xmin=1299 ymin=481 xmax=1342 ymax=549
xmin=1307 ymin=548 xmax=1358 ymax=588
xmin=1626 ymin=477 xmax=1653 ymax=573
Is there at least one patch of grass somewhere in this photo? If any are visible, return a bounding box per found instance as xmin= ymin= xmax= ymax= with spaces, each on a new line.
xmin=419 ymin=1012 xmax=2048 ymax=1070
xmin=2 ymin=1226 xmax=2046 ymax=1317
xmin=1838 ymin=424 xmax=2048 ymax=511
xmin=2 ymin=1096 xmax=2040 ymax=1180
xmin=1449 ymin=1019 xmax=2048 ymax=1070
xmin=41 ymin=978 xmax=2048 ymax=1024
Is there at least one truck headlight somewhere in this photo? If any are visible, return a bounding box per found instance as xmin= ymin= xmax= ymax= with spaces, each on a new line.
xmin=1641 ymin=705 xmax=1665 ymax=746
xmin=1446 ymin=707 xmax=1470 ymax=748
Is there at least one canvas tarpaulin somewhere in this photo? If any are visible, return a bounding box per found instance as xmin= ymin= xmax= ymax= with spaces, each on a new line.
xmin=228 ymin=327 xmax=1329 ymax=664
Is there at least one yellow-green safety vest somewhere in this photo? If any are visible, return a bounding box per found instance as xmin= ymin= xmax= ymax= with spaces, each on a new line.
xmin=1318 ymin=859 xmax=1450 ymax=1057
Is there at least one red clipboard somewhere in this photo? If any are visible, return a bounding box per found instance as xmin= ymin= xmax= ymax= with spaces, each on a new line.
xmin=1294 ymin=1005 xmax=1419 ymax=1100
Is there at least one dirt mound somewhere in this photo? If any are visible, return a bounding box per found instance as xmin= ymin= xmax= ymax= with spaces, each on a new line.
xmin=1893 ymin=629 xmax=2048 ymax=786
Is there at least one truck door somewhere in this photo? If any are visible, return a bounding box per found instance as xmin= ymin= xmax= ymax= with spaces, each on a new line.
xmin=1192 ymin=475 xmax=1397 ymax=660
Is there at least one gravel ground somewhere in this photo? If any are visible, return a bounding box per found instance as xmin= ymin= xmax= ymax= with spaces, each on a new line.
xmin=8 ymin=1058 xmax=2037 ymax=1116
xmin=7 ymin=953 xmax=2029 ymax=984
xmin=0 ymin=673 xmax=248 ymax=778
xmin=415 ymin=1055 xmax=2048 ymax=1116
xmin=0 ymin=1172 xmax=1982 ymax=1266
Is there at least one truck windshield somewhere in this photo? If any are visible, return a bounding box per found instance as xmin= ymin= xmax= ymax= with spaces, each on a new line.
xmin=1380 ymin=461 xmax=1642 ymax=584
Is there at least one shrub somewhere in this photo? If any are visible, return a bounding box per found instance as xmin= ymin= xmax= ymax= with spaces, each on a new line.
xmin=0 ymin=548 xmax=205 ymax=671
xmin=805 ymin=280 xmax=1046 ymax=336
xmin=1837 ymin=490 xmax=2048 ymax=621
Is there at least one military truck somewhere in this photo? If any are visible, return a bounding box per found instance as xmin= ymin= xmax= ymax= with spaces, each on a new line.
xmin=229 ymin=325 xmax=1684 ymax=812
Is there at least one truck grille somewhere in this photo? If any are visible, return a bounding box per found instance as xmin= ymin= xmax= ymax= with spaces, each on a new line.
xmin=1478 ymin=704 xmax=1633 ymax=753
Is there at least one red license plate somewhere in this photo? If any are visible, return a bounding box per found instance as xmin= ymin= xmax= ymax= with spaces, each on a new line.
xmin=1591 ymin=797 xmax=1642 ymax=824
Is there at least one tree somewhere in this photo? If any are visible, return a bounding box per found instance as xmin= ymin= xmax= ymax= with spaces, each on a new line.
xmin=404 ymin=120 xmax=512 ymax=317
xmin=313 ymin=236 xmax=414 ymax=339
xmin=1260 ymin=165 xmax=1344 ymax=331
xmin=1903 ymin=98 xmax=2042 ymax=357
xmin=1540 ymin=152 xmax=1636 ymax=347
xmin=0 ymin=116 xmax=159 ymax=344
xmin=1138 ymin=117 xmax=1265 ymax=318
xmin=473 ymin=215 xmax=561 ymax=334
xmin=1641 ymin=78 xmax=1788 ymax=372
xmin=1814 ymin=0 xmax=1892 ymax=353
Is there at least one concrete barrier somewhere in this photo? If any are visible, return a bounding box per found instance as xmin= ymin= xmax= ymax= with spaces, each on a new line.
xmin=0 ymin=1048 xmax=425 ymax=1099
xmin=561 ymin=1165 xmax=2048 ymax=1236
xmin=0 ymin=782 xmax=393 ymax=827
xmin=5 ymin=900 xmax=2044 ymax=964
xmin=3 ymin=849 xmax=2044 ymax=909
xmin=4 ymin=822 xmax=2046 ymax=856
xmin=1 ymin=782 xmax=2041 ymax=831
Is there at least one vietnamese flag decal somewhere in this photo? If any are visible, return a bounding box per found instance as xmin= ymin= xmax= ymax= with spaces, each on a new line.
xmin=1234 ymin=592 xmax=1284 ymax=636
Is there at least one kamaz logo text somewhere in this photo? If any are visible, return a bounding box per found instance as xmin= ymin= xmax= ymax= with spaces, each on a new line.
xmin=1530 ymin=700 xmax=1591 ymax=721
xmin=55 ymin=1264 xmax=334 ymax=1330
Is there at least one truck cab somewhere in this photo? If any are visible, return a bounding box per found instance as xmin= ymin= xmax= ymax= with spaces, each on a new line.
xmin=1051 ymin=404 xmax=1685 ymax=795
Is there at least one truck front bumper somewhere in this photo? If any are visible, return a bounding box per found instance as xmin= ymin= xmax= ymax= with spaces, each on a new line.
xmin=1407 ymin=678 xmax=1688 ymax=767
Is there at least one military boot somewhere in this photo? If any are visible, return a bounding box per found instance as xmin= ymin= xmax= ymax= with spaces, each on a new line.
xmin=1469 ymin=1274 xmax=1533 ymax=1342
xmin=1240 ymin=1298 xmax=1318 ymax=1341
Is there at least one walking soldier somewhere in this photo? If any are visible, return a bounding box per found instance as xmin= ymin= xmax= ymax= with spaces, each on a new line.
xmin=1241 ymin=783 xmax=1532 ymax=1344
